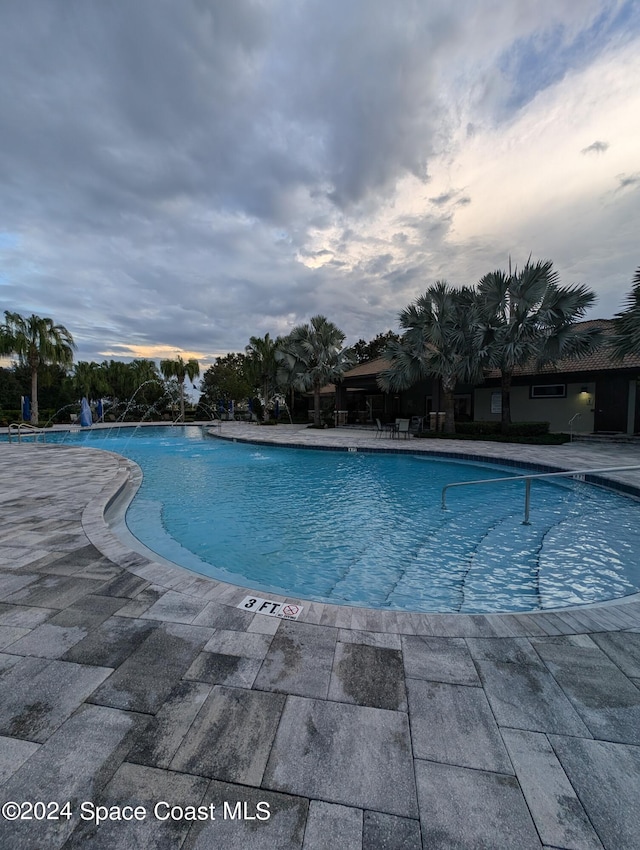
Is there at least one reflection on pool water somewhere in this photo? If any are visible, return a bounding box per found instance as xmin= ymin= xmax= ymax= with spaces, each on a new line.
xmin=33 ymin=426 xmax=640 ymax=612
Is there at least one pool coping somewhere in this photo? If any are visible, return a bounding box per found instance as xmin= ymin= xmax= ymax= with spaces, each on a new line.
xmin=72 ymin=423 xmax=640 ymax=637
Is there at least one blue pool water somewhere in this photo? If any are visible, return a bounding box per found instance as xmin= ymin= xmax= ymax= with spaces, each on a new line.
xmin=21 ymin=425 xmax=640 ymax=612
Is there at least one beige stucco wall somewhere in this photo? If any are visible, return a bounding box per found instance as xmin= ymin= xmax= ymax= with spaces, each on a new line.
xmin=474 ymin=382 xmax=595 ymax=433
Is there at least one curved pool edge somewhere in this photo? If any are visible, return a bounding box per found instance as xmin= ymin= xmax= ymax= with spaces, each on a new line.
xmin=76 ymin=426 xmax=640 ymax=637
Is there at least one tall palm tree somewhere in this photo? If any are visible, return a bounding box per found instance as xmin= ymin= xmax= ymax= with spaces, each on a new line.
xmin=159 ymin=356 xmax=200 ymax=421
xmin=377 ymin=283 xmax=483 ymax=435
xmin=3 ymin=311 xmax=76 ymax=424
xmin=245 ymin=333 xmax=278 ymax=417
xmin=609 ymin=267 xmax=640 ymax=360
xmin=476 ymin=260 xmax=602 ymax=431
xmin=274 ymin=339 xmax=300 ymax=421
xmin=276 ymin=316 xmax=354 ymax=427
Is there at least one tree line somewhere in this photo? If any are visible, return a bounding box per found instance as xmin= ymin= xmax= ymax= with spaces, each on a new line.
xmin=0 ymin=312 xmax=201 ymax=425
xmin=2 ymin=262 xmax=639 ymax=431
xmin=200 ymin=317 xmax=354 ymax=427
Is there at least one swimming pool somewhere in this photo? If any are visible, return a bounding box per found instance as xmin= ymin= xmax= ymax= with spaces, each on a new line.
xmin=27 ymin=424 xmax=640 ymax=614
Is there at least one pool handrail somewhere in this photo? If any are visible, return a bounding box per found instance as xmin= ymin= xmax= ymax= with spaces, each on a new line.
xmin=441 ymin=464 xmax=640 ymax=525
xmin=7 ymin=422 xmax=48 ymax=443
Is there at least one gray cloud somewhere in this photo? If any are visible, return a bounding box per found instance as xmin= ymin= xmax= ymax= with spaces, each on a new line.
xmin=615 ymin=172 xmax=640 ymax=191
xmin=429 ymin=192 xmax=456 ymax=206
xmin=581 ymin=140 xmax=610 ymax=155
xmin=0 ymin=0 xmax=638 ymax=365
xmin=429 ymin=191 xmax=471 ymax=207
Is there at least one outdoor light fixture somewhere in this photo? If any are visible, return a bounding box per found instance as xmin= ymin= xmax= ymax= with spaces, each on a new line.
xmin=579 ymin=386 xmax=592 ymax=404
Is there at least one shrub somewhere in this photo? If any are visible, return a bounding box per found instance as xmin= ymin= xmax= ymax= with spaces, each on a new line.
xmin=414 ymin=425 xmax=566 ymax=444
xmin=1 ymin=409 xmax=21 ymax=425
xmin=454 ymin=421 xmax=549 ymax=437
xmin=454 ymin=421 xmax=502 ymax=436
xmin=504 ymin=422 xmax=550 ymax=436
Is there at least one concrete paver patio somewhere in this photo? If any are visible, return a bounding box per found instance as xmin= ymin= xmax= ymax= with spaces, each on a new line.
xmin=1 ymin=423 xmax=640 ymax=848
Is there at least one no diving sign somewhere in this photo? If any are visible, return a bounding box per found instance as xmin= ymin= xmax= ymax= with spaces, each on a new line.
xmin=238 ymin=595 xmax=303 ymax=620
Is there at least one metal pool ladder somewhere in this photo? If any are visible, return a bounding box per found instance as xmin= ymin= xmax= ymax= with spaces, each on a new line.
xmin=441 ymin=465 xmax=640 ymax=525
xmin=7 ymin=423 xmax=48 ymax=443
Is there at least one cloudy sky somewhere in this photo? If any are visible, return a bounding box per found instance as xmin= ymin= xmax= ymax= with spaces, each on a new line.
xmin=1 ymin=0 xmax=639 ymax=367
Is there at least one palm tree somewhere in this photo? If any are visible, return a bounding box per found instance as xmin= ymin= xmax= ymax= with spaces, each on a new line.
xmin=72 ymin=361 xmax=109 ymax=402
xmin=609 ymin=267 xmax=640 ymax=360
xmin=3 ymin=311 xmax=76 ymax=424
xmin=245 ymin=333 xmax=278 ymax=418
xmin=274 ymin=340 xmax=300 ymax=421
xmin=377 ymin=283 xmax=483 ymax=435
xmin=100 ymin=360 xmax=134 ymax=406
xmin=0 ymin=322 xmax=11 ymax=357
xmin=159 ymin=356 xmax=200 ymax=421
xmin=128 ymin=359 xmax=164 ymax=408
xmin=276 ymin=316 xmax=354 ymax=427
xmin=476 ymin=259 xmax=602 ymax=431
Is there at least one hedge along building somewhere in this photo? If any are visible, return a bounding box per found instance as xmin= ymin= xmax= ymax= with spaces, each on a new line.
xmin=328 ymin=321 xmax=640 ymax=434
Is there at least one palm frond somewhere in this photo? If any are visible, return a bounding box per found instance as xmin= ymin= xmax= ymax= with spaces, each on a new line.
xmin=377 ymin=282 xmax=485 ymax=394
xmin=476 ymin=260 xmax=601 ymax=374
xmin=609 ymin=267 xmax=640 ymax=361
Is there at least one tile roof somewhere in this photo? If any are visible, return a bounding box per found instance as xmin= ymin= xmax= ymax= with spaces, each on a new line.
xmin=318 ymin=321 xmax=640 ymax=394
xmin=486 ymin=319 xmax=640 ymax=378
xmin=342 ymin=356 xmax=391 ymax=379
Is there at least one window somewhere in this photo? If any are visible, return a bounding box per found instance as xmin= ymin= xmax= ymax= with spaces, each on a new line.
xmin=530 ymin=384 xmax=566 ymax=399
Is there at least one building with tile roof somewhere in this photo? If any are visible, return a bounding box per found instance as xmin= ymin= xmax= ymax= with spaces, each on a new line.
xmin=320 ymin=321 xmax=640 ymax=434
xmin=475 ymin=320 xmax=640 ymax=434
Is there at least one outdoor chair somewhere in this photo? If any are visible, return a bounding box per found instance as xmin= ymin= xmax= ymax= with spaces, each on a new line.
xmin=409 ymin=416 xmax=423 ymax=436
xmin=375 ymin=418 xmax=396 ymax=438
xmin=395 ymin=418 xmax=411 ymax=439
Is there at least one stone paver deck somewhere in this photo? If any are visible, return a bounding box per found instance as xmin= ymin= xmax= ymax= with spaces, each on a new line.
xmin=1 ymin=422 xmax=640 ymax=848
